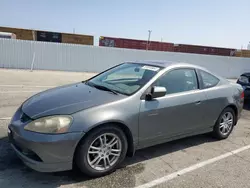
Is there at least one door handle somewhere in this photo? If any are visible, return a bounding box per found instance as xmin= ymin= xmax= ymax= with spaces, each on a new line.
xmin=195 ymin=101 xmax=201 ymax=105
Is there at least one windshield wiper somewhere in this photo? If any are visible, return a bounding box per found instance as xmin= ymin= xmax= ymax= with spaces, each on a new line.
xmin=88 ymin=82 xmax=118 ymax=95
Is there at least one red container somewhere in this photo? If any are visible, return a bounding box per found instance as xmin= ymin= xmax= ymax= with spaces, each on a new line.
xmin=99 ymin=36 xmax=174 ymax=52
xmin=173 ymin=43 xmax=236 ymax=56
xmin=99 ymin=36 xmax=236 ymax=56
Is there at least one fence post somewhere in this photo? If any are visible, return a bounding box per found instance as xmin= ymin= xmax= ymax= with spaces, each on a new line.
xmin=30 ymin=51 xmax=36 ymax=72
xmin=30 ymin=39 xmax=36 ymax=72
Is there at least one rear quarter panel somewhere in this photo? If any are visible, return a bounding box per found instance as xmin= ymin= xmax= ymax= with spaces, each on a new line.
xmin=229 ymin=83 xmax=244 ymax=120
xmin=202 ymin=82 xmax=243 ymax=127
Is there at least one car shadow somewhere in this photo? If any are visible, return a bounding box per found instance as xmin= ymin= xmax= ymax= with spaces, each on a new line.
xmin=0 ymin=133 xmax=217 ymax=188
xmin=124 ymin=134 xmax=217 ymax=166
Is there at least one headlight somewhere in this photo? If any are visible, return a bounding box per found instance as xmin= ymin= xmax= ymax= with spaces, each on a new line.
xmin=24 ymin=115 xmax=73 ymax=134
xmin=239 ymin=76 xmax=249 ymax=84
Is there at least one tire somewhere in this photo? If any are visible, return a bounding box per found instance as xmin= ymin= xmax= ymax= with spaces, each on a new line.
xmin=75 ymin=125 xmax=128 ymax=177
xmin=212 ymin=107 xmax=235 ymax=139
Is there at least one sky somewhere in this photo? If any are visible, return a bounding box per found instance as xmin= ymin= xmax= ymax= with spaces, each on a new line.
xmin=0 ymin=0 xmax=250 ymax=49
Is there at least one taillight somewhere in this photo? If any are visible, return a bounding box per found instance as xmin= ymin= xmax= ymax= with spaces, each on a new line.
xmin=241 ymin=91 xmax=244 ymax=99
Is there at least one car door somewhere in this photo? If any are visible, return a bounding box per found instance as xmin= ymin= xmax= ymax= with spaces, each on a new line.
xmin=138 ymin=68 xmax=207 ymax=147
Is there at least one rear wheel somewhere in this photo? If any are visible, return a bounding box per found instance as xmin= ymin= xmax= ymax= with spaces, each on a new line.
xmin=213 ymin=107 xmax=235 ymax=139
xmin=75 ymin=125 xmax=128 ymax=177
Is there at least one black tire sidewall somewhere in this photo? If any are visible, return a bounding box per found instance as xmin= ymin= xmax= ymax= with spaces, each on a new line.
xmin=76 ymin=125 xmax=128 ymax=177
xmin=213 ymin=107 xmax=235 ymax=139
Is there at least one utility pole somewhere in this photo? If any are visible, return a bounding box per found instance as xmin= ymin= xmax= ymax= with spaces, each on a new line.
xmin=146 ymin=30 xmax=152 ymax=50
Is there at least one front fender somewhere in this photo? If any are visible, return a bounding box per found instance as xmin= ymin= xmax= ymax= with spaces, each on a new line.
xmin=69 ymin=98 xmax=141 ymax=146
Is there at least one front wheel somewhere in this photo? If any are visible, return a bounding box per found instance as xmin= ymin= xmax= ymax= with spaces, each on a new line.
xmin=75 ymin=125 xmax=128 ymax=177
xmin=213 ymin=107 xmax=235 ymax=139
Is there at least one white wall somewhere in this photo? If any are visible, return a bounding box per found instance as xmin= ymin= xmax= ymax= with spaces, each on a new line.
xmin=0 ymin=39 xmax=250 ymax=78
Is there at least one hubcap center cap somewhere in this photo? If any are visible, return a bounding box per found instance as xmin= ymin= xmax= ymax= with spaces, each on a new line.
xmin=101 ymin=147 xmax=110 ymax=156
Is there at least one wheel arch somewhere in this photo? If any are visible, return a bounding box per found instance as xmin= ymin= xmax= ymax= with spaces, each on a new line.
xmin=73 ymin=121 xmax=135 ymax=168
xmin=224 ymin=104 xmax=238 ymax=125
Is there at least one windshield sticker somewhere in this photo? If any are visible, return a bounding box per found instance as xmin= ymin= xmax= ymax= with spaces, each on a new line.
xmin=141 ymin=66 xmax=160 ymax=71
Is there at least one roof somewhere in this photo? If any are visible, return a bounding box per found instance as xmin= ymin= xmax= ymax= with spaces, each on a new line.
xmin=125 ymin=60 xmax=224 ymax=81
xmin=128 ymin=60 xmax=202 ymax=69
xmin=133 ymin=60 xmax=174 ymax=67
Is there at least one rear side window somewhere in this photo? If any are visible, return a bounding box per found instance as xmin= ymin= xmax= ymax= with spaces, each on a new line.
xmin=199 ymin=70 xmax=219 ymax=89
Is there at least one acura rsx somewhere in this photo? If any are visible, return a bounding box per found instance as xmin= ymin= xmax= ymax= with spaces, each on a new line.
xmin=8 ymin=61 xmax=244 ymax=177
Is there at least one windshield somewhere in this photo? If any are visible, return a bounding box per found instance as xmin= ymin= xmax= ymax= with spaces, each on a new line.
xmin=87 ymin=63 xmax=162 ymax=95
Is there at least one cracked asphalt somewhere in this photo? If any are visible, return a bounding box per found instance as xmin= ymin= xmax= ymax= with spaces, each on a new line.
xmin=0 ymin=69 xmax=250 ymax=188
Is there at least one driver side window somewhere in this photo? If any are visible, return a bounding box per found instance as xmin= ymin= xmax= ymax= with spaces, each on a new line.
xmin=154 ymin=68 xmax=198 ymax=94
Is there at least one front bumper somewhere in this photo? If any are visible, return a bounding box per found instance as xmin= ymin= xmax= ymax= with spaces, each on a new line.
xmin=8 ymin=124 xmax=84 ymax=172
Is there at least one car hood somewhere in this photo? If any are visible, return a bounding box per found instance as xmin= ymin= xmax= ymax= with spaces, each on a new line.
xmin=22 ymin=82 xmax=126 ymax=119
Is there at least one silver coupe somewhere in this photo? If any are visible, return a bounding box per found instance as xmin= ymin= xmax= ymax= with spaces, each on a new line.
xmin=8 ymin=61 xmax=244 ymax=177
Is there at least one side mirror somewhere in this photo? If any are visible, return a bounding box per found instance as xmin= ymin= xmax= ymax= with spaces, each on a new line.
xmin=146 ymin=86 xmax=166 ymax=100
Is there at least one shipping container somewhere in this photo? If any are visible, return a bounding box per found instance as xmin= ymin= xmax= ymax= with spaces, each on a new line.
xmin=36 ymin=31 xmax=62 ymax=43
xmin=99 ymin=36 xmax=237 ymax=57
xmin=235 ymin=50 xmax=250 ymax=58
xmin=0 ymin=26 xmax=94 ymax=45
xmin=0 ymin=27 xmax=33 ymax=40
xmin=174 ymin=44 xmax=236 ymax=56
xmin=99 ymin=36 xmax=174 ymax=52
xmin=62 ymin=33 xmax=93 ymax=45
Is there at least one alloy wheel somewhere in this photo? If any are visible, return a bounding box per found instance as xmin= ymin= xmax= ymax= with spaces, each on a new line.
xmin=87 ymin=133 xmax=122 ymax=171
xmin=219 ymin=112 xmax=233 ymax=135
